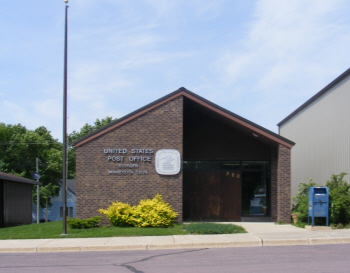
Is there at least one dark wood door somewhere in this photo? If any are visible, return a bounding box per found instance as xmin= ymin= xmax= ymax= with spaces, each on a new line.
xmin=183 ymin=170 xmax=241 ymax=221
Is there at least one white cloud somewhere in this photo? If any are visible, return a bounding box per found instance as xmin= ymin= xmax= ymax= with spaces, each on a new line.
xmin=2 ymin=0 xmax=350 ymax=140
xmin=214 ymin=0 xmax=350 ymax=130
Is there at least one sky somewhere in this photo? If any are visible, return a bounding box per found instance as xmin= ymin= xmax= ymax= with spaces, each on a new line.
xmin=1 ymin=0 xmax=350 ymax=141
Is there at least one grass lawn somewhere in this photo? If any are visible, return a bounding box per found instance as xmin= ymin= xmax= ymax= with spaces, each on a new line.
xmin=0 ymin=221 xmax=246 ymax=240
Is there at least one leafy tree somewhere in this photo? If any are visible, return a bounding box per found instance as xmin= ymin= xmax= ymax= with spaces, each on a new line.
xmin=67 ymin=116 xmax=116 ymax=179
xmin=326 ymin=172 xmax=350 ymax=225
xmin=0 ymin=123 xmax=62 ymax=211
xmin=32 ymin=183 xmax=60 ymax=222
xmin=0 ymin=117 xmax=116 ymax=216
xmin=293 ymin=173 xmax=350 ymax=225
xmin=292 ymin=178 xmax=320 ymax=223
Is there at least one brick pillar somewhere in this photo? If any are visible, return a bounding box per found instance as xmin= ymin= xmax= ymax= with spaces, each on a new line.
xmin=270 ymin=146 xmax=277 ymax=222
xmin=276 ymin=144 xmax=291 ymax=223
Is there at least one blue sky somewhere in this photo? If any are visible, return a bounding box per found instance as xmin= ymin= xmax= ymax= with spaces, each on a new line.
xmin=1 ymin=1 xmax=350 ymax=141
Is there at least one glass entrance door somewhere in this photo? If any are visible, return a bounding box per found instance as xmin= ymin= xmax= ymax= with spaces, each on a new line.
xmin=183 ymin=160 xmax=270 ymax=219
xmin=241 ymin=162 xmax=270 ymax=216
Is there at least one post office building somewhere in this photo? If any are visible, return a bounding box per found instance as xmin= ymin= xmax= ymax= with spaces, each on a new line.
xmin=74 ymin=88 xmax=294 ymax=223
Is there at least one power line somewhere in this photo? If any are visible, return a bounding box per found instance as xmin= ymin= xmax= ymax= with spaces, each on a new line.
xmin=0 ymin=142 xmax=61 ymax=145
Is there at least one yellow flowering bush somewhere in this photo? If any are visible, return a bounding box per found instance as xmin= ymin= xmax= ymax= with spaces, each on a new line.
xmin=99 ymin=201 xmax=134 ymax=227
xmin=99 ymin=194 xmax=178 ymax=227
xmin=132 ymin=194 xmax=178 ymax=227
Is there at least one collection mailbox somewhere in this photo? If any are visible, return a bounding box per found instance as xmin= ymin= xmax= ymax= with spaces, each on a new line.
xmin=308 ymin=187 xmax=329 ymax=226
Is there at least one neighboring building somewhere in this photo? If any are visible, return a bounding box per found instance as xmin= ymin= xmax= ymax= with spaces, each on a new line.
xmin=74 ymin=88 xmax=295 ymax=223
xmin=32 ymin=179 xmax=76 ymax=222
xmin=0 ymin=172 xmax=41 ymax=227
xmin=278 ymin=68 xmax=350 ymax=198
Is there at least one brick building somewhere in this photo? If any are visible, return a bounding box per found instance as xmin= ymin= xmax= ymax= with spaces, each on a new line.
xmin=74 ymin=88 xmax=294 ymax=223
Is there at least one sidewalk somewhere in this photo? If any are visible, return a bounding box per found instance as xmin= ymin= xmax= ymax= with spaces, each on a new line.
xmin=1 ymin=222 xmax=350 ymax=253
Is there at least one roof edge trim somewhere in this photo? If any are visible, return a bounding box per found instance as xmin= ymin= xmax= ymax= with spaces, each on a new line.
xmin=278 ymin=67 xmax=350 ymax=127
xmin=74 ymin=87 xmax=294 ymax=148
xmin=74 ymin=90 xmax=186 ymax=147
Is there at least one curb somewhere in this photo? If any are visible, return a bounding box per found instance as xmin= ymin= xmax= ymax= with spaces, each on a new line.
xmin=2 ymin=236 xmax=350 ymax=253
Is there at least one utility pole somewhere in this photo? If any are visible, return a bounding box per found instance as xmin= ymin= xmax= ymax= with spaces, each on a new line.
xmin=62 ymin=0 xmax=69 ymax=235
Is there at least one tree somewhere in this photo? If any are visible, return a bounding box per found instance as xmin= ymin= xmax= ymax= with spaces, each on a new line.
xmin=0 ymin=117 xmax=117 ymax=218
xmin=0 ymin=123 xmax=62 ymax=213
xmin=32 ymin=183 xmax=60 ymax=222
xmin=67 ymin=116 xmax=116 ymax=179
xmin=292 ymin=178 xmax=320 ymax=223
xmin=326 ymin=172 xmax=350 ymax=225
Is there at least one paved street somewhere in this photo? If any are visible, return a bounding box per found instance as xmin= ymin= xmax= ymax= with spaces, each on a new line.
xmin=1 ymin=244 xmax=350 ymax=273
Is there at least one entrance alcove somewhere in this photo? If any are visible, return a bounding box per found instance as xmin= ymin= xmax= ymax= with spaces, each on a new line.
xmin=182 ymin=97 xmax=274 ymax=221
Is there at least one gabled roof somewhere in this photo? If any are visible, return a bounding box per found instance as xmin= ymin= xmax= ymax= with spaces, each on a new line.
xmin=278 ymin=67 xmax=350 ymax=127
xmin=74 ymin=87 xmax=295 ymax=148
xmin=60 ymin=179 xmax=76 ymax=194
xmin=0 ymin=171 xmax=41 ymax=185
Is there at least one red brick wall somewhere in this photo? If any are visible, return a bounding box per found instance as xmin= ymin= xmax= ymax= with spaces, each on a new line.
xmin=276 ymin=144 xmax=291 ymax=223
xmin=76 ymin=96 xmax=183 ymax=222
xmin=270 ymin=146 xmax=278 ymax=221
xmin=270 ymin=144 xmax=291 ymax=223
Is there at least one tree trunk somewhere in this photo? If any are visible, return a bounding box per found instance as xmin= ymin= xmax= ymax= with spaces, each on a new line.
xmin=45 ymin=199 xmax=48 ymax=222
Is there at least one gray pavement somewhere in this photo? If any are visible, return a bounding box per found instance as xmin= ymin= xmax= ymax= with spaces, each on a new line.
xmin=1 ymin=222 xmax=350 ymax=253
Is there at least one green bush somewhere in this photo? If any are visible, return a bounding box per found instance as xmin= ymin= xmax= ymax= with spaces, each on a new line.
xmin=99 ymin=201 xmax=134 ymax=227
xmin=67 ymin=216 xmax=102 ymax=229
xmin=183 ymin=223 xmax=246 ymax=234
xmin=292 ymin=178 xmax=319 ymax=223
xmin=327 ymin=172 xmax=350 ymax=225
xmin=99 ymin=194 xmax=178 ymax=228
xmin=132 ymin=194 xmax=178 ymax=227
xmin=293 ymin=173 xmax=350 ymax=225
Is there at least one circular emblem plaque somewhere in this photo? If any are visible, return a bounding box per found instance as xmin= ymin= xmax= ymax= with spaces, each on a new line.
xmin=155 ymin=149 xmax=181 ymax=175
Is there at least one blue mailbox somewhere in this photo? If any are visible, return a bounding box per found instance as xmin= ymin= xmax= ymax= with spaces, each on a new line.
xmin=308 ymin=187 xmax=329 ymax=227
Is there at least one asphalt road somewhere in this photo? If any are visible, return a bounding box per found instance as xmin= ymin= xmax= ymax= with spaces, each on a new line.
xmin=0 ymin=244 xmax=349 ymax=273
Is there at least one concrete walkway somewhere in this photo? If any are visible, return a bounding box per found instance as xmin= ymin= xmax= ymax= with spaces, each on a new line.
xmin=1 ymin=222 xmax=350 ymax=253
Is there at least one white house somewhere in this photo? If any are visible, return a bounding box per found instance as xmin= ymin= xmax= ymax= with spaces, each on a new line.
xmin=32 ymin=179 xmax=76 ymax=222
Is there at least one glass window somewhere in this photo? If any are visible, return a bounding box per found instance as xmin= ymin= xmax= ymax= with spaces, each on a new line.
xmin=242 ymin=161 xmax=270 ymax=170
xmin=69 ymin=207 xmax=74 ymax=218
xmin=241 ymin=171 xmax=270 ymax=216
xmin=183 ymin=161 xmax=240 ymax=170
xmin=60 ymin=207 xmax=73 ymax=217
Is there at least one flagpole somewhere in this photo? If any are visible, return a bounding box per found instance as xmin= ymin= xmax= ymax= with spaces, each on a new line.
xmin=62 ymin=0 xmax=69 ymax=235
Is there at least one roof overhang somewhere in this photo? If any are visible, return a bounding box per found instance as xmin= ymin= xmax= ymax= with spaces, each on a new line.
xmin=74 ymin=88 xmax=295 ymax=149
xmin=0 ymin=172 xmax=41 ymax=185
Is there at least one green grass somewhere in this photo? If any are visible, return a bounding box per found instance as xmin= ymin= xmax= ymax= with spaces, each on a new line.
xmin=183 ymin=222 xmax=246 ymax=235
xmin=291 ymin=221 xmax=307 ymax=228
xmin=0 ymin=221 xmax=246 ymax=240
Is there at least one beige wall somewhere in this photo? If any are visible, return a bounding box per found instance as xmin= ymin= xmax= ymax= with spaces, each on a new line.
xmin=280 ymin=75 xmax=350 ymax=200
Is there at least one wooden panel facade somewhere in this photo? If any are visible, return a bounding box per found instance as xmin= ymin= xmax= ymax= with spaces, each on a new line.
xmin=183 ymin=170 xmax=241 ymax=221
xmin=183 ymin=97 xmax=272 ymax=161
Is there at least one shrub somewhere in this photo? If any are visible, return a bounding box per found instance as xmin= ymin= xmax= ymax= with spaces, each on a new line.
xmin=99 ymin=194 xmax=179 ymax=228
xmin=292 ymin=178 xmax=319 ymax=223
xmin=132 ymin=194 xmax=178 ymax=227
xmin=67 ymin=216 xmax=102 ymax=229
xmin=99 ymin=201 xmax=134 ymax=227
xmin=326 ymin=172 xmax=350 ymax=225
xmin=183 ymin=223 xmax=246 ymax=234
xmin=293 ymin=173 xmax=350 ymax=225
